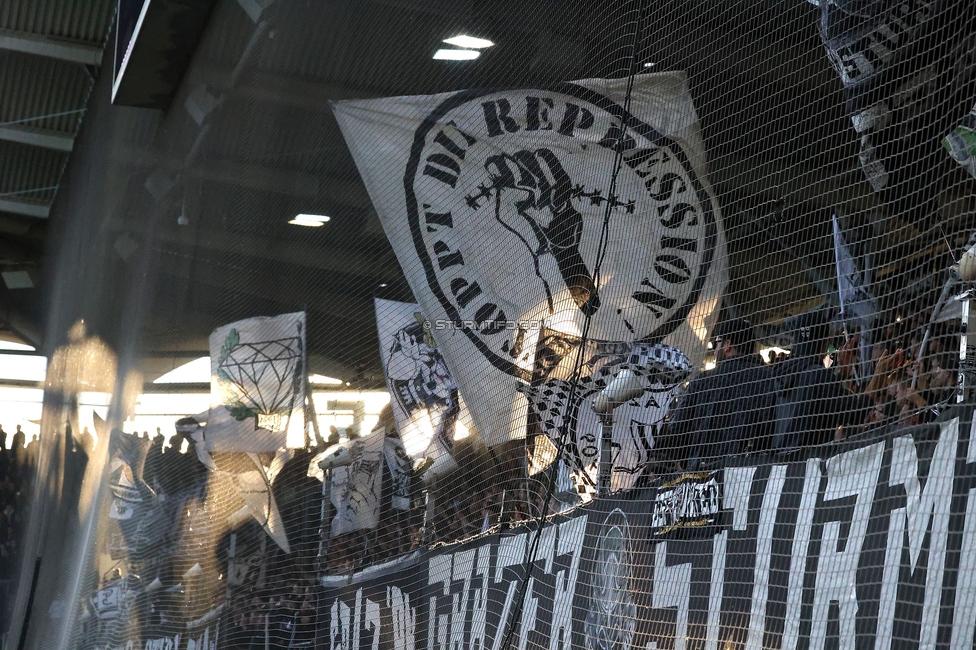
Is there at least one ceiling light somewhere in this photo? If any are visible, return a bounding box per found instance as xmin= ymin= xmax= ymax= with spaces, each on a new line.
xmin=154 ymin=357 xmax=211 ymax=384
xmin=0 ymin=341 xmax=35 ymax=352
xmin=289 ymin=213 xmax=330 ymax=227
xmin=443 ymin=35 xmax=494 ymax=49
xmin=433 ymin=49 xmax=480 ymax=61
xmin=309 ymin=374 xmax=344 ymax=385
xmin=644 ymin=62 xmax=655 ymax=67
xmin=2 ymin=271 xmax=33 ymax=290
xmin=378 ymin=283 xmax=388 ymax=288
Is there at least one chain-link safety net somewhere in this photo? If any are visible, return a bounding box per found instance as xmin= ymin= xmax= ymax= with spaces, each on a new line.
xmin=3 ymin=0 xmax=976 ymax=648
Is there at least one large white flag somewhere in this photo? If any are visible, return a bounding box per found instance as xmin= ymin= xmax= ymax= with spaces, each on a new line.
xmin=375 ymin=298 xmax=474 ymax=459
xmin=334 ymin=73 xmax=725 ymax=448
xmin=205 ymin=311 xmax=306 ymax=451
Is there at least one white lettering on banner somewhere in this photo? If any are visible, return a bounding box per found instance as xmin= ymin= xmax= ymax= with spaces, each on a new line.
xmin=518 ymin=526 xmax=555 ymax=650
xmin=705 ymin=531 xmax=727 ymax=650
xmin=421 ymin=516 xmax=586 ymax=650
xmin=551 ymin=517 xmax=585 ymax=650
xmin=333 ymin=598 xmax=352 ymax=650
xmin=491 ymin=532 xmax=526 ymax=650
xmin=783 ymin=458 xmax=821 ymax=650
xmin=355 ymin=589 xmax=364 ymax=650
xmin=952 ymin=489 xmax=976 ymax=649
xmin=387 ymin=586 xmax=416 ymax=650
xmin=430 ymin=555 xmax=451 ymax=650
xmin=876 ymin=506 xmax=905 ymax=650
xmin=518 ymin=576 xmax=537 ymax=650
xmin=367 ymin=598 xmax=382 ymax=650
xmin=724 ymin=466 xmax=755 ymax=531
xmin=323 ymin=418 xmax=976 ymax=650
xmin=951 ymin=418 xmax=976 ymax=650
xmin=332 ymin=589 xmax=383 ymax=650
xmin=810 ymin=442 xmax=884 ymax=650
xmin=652 ymin=542 xmax=692 ymax=650
xmin=883 ymin=419 xmax=957 ymax=650
xmin=470 ymin=546 xmax=490 ymax=650
xmin=452 ymin=549 xmax=476 ymax=650
xmin=745 ymin=465 xmax=787 ymax=650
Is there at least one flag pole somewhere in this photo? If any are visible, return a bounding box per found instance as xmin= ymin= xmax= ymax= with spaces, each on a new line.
xmin=832 ymin=213 xmax=861 ymax=385
xmin=832 ymin=213 xmax=850 ymax=343
xmin=911 ymin=230 xmax=975 ymax=389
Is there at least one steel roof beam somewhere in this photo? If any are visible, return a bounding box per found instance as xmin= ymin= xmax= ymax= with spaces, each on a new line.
xmin=0 ymin=125 xmax=74 ymax=152
xmin=0 ymin=199 xmax=49 ymax=219
xmin=0 ymin=29 xmax=103 ymax=66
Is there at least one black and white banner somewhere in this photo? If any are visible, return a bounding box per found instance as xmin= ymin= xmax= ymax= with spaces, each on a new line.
xmin=206 ymin=311 xmax=307 ymax=452
xmin=383 ymin=433 xmax=413 ymax=511
xmin=520 ymin=332 xmax=693 ymax=498
xmin=832 ymin=214 xmax=876 ymax=382
xmin=334 ymin=73 xmax=726 ymax=447
xmin=318 ymin=410 xmax=976 ymax=650
xmin=375 ymin=298 xmax=474 ymax=460
xmin=330 ymin=432 xmax=385 ymax=535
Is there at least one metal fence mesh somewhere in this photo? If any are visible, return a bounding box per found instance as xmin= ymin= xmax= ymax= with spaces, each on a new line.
xmin=2 ymin=0 xmax=976 ymax=648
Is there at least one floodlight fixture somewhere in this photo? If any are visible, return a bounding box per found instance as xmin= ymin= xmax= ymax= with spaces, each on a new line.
xmin=433 ymin=49 xmax=480 ymax=61
xmin=443 ymin=35 xmax=494 ymax=49
xmin=289 ymin=213 xmax=330 ymax=227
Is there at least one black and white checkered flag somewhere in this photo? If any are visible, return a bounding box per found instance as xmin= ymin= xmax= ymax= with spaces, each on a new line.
xmin=519 ymin=343 xmax=693 ymax=496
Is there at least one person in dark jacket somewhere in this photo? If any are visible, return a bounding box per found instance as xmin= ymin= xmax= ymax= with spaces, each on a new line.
xmin=669 ymin=318 xmax=775 ymax=470
xmin=776 ymin=310 xmax=872 ymax=449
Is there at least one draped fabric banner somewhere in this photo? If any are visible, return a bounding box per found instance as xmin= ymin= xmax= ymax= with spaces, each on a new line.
xmin=375 ymin=298 xmax=472 ymax=459
xmin=334 ymin=73 xmax=726 ymax=447
xmin=106 ymin=430 xmax=170 ymax=558
xmin=213 ymin=451 xmax=292 ymax=553
xmin=330 ymin=432 xmax=385 ymax=536
xmin=205 ymin=311 xmax=307 ymax=451
xmin=316 ymin=410 xmax=976 ymax=650
xmin=521 ymin=335 xmax=693 ymax=498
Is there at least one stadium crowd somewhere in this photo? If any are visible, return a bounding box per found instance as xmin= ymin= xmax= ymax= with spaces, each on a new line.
xmin=664 ymin=307 xmax=961 ymax=471
xmin=0 ymin=301 xmax=965 ymax=647
xmin=0 ymin=426 xmax=35 ymax=574
xmin=324 ymin=304 xmax=967 ymax=574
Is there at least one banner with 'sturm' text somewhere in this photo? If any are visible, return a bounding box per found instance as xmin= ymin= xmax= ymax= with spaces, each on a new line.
xmin=318 ymin=407 xmax=976 ymax=650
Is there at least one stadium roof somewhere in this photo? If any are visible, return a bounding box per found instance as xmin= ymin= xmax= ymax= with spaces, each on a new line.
xmin=1 ymin=0 xmax=971 ymax=384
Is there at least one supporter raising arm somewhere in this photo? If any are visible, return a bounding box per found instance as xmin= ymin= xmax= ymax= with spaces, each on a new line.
xmin=781 ymin=311 xmax=873 ymax=448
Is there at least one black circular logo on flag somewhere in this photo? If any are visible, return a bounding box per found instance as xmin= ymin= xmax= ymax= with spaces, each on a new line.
xmin=404 ymin=83 xmax=718 ymax=379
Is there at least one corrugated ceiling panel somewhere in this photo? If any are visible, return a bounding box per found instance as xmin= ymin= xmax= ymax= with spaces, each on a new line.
xmin=0 ymin=140 xmax=66 ymax=201
xmin=0 ymin=0 xmax=115 ymax=44
xmin=0 ymin=51 xmax=91 ymax=134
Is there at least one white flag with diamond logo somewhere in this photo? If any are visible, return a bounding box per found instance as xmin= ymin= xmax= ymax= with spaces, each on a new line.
xmin=204 ymin=311 xmax=307 ymax=451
